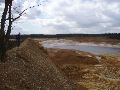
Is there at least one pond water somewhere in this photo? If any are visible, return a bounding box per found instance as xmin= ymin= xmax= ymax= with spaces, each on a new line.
xmin=41 ymin=40 xmax=120 ymax=55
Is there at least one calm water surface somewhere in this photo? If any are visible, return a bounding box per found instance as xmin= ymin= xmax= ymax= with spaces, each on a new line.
xmin=42 ymin=40 xmax=120 ymax=54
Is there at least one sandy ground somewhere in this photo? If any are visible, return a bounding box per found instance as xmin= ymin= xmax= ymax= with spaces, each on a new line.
xmin=1 ymin=38 xmax=120 ymax=90
xmin=0 ymin=39 xmax=85 ymax=90
xmin=46 ymin=48 xmax=120 ymax=90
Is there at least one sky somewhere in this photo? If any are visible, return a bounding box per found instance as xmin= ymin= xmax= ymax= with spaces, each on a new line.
xmin=0 ymin=0 xmax=120 ymax=34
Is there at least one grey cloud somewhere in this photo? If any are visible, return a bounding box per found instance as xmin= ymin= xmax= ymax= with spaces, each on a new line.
xmin=0 ymin=0 xmax=4 ymax=3
xmin=64 ymin=11 xmax=101 ymax=28
xmin=51 ymin=0 xmax=120 ymax=33
xmin=12 ymin=25 xmax=26 ymax=34
xmin=102 ymin=7 xmax=120 ymax=27
xmin=9 ymin=0 xmax=120 ymax=34
xmin=53 ymin=24 xmax=70 ymax=31
xmin=12 ymin=0 xmax=25 ymax=13
xmin=26 ymin=9 xmax=41 ymax=19
xmin=105 ymin=0 xmax=120 ymax=3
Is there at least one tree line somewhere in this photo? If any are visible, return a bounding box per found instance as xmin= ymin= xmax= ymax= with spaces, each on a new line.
xmin=10 ymin=33 xmax=120 ymax=40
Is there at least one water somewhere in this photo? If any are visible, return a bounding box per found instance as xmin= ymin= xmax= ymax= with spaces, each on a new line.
xmin=42 ymin=40 xmax=120 ymax=54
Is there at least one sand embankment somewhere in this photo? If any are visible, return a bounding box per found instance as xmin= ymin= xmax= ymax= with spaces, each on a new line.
xmin=0 ymin=39 xmax=85 ymax=90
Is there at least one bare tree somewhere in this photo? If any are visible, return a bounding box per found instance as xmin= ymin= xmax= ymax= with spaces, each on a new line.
xmin=0 ymin=0 xmax=10 ymax=62
xmin=0 ymin=0 xmax=41 ymax=62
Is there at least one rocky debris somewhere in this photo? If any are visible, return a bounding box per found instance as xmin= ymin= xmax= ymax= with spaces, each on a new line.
xmin=0 ymin=38 xmax=82 ymax=90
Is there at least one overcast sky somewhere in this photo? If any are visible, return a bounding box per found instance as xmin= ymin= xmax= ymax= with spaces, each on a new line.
xmin=0 ymin=0 xmax=120 ymax=34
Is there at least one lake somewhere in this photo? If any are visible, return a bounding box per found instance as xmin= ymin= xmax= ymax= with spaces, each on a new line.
xmin=41 ymin=39 xmax=120 ymax=54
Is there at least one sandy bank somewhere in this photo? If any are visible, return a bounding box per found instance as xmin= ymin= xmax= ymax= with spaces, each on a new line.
xmin=0 ymin=39 xmax=86 ymax=90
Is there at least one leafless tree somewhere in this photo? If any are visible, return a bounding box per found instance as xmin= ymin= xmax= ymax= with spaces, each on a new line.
xmin=0 ymin=0 xmax=10 ymax=62
xmin=0 ymin=0 xmax=41 ymax=62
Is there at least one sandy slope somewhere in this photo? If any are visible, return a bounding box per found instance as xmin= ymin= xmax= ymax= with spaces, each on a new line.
xmin=0 ymin=39 xmax=86 ymax=90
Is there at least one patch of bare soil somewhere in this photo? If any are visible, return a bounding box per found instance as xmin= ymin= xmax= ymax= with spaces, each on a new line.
xmin=0 ymin=39 xmax=86 ymax=90
xmin=46 ymin=48 xmax=120 ymax=90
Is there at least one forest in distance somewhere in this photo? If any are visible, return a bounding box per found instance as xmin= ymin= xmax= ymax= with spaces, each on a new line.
xmin=10 ymin=33 xmax=120 ymax=40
